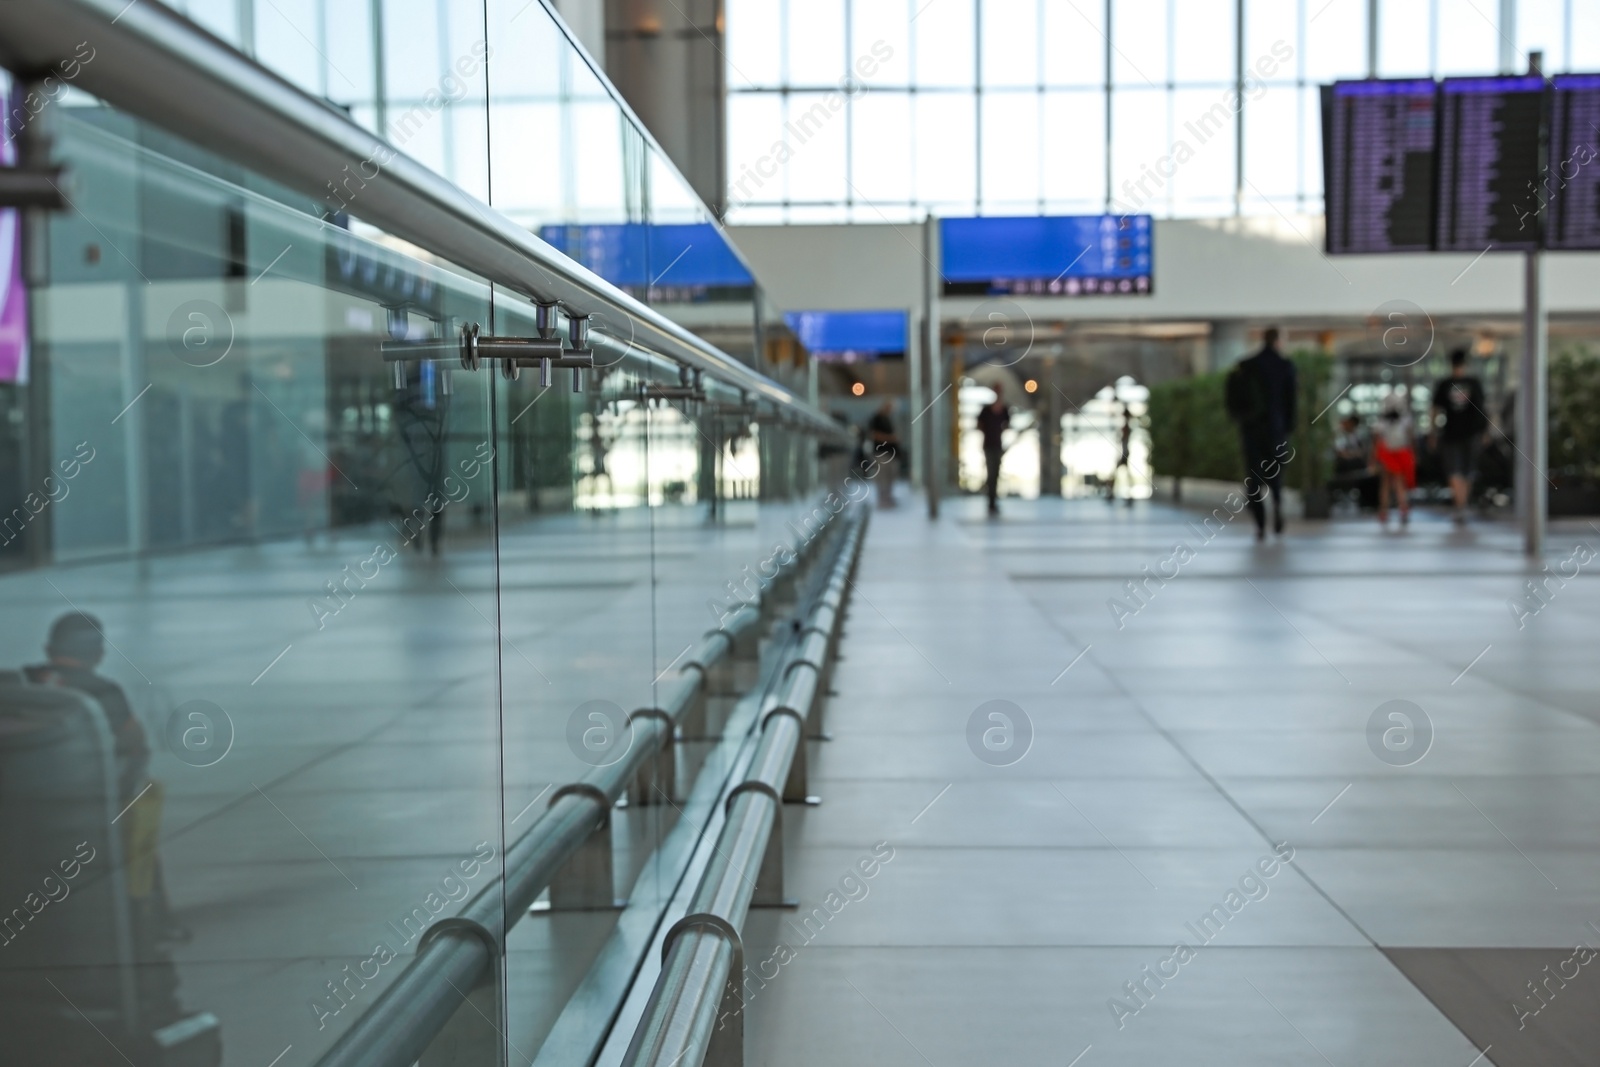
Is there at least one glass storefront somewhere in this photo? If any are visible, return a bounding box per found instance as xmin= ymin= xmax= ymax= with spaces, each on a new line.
xmin=0 ymin=3 xmax=837 ymax=1065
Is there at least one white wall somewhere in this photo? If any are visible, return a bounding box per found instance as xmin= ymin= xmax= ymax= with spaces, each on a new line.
xmin=726 ymin=216 xmax=1600 ymax=323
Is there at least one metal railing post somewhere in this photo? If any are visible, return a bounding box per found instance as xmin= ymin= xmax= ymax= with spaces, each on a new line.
xmin=543 ymin=784 xmax=625 ymax=911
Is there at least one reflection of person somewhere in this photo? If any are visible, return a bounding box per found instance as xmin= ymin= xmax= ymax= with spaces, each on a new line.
xmin=1374 ymin=392 xmax=1416 ymax=527
xmin=976 ymin=385 xmax=1010 ymax=517
xmin=1225 ymin=327 xmax=1298 ymax=541
xmin=297 ymin=406 xmax=332 ymax=546
xmin=867 ymin=401 xmax=899 ymax=509
xmin=393 ymin=362 xmax=452 ymax=556
xmin=24 ymin=612 xmax=187 ymax=943
xmin=26 ymin=614 xmax=149 ymax=798
xmin=1430 ymin=348 xmax=1489 ymax=526
xmin=586 ymin=412 xmax=614 ymax=504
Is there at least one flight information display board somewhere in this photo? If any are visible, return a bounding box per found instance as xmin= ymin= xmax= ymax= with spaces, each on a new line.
xmin=1435 ymin=75 xmax=1546 ymax=252
xmin=1321 ymin=79 xmax=1437 ymax=254
xmin=1546 ymin=74 xmax=1600 ymax=250
xmin=940 ymin=215 xmax=1152 ymax=297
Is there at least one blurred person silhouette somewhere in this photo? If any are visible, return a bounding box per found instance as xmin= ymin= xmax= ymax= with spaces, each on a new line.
xmin=1226 ymin=327 xmax=1298 ymax=541
xmin=867 ymin=400 xmax=900 ymax=509
xmin=587 ymin=411 xmax=615 ymax=504
xmin=1430 ymin=347 xmax=1489 ymax=526
xmin=24 ymin=612 xmax=187 ymax=943
xmin=1106 ymin=404 xmax=1134 ymax=507
xmin=1374 ymin=391 xmax=1417 ymax=528
xmin=1332 ymin=413 xmax=1377 ymax=510
xmin=297 ymin=406 xmax=332 ymax=547
xmin=1334 ymin=414 xmax=1369 ymax=473
xmin=850 ymin=423 xmax=871 ymax=482
xmin=976 ymin=384 xmax=1010 ymax=517
xmin=393 ymin=361 xmax=451 ymax=555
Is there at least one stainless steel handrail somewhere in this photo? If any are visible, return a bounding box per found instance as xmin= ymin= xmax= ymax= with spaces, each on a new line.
xmin=311 ymin=509 xmax=846 ymax=1067
xmin=622 ymin=511 xmax=867 ymax=1067
xmin=0 ymin=0 xmax=843 ymax=438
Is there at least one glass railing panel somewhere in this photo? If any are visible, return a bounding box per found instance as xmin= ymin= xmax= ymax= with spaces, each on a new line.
xmin=489 ymin=323 xmax=675 ymax=1065
xmin=0 ymin=95 xmax=507 ymax=1066
xmin=0 ymin=3 xmax=844 ymax=1062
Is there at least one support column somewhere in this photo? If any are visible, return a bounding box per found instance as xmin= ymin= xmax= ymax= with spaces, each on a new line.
xmin=122 ymin=282 xmax=149 ymax=559
xmin=552 ymin=0 xmax=608 ymax=60
xmin=17 ymin=77 xmax=54 ymax=568
xmin=1518 ymin=48 xmax=1547 ymax=559
xmin=605 ymin=0 xmax=726 ymax=217
xmin=1498 ymin=0 xmax=1518 ymax=73
xmin=1520 ymin=238 xmax=1547 ymax=557
xmin=908 ymin=309 xmax=923 ymax=491
xmin=1365 ymin=0 xmax=1379 ymax=78
xmin=923 ymin=216 xmax=942 ymax=519
xmin=1039 ymin=359 xmax=1062 ymax=496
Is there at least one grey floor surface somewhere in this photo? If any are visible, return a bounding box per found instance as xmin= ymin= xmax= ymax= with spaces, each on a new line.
xmin=742 ymin=493 xmax=1600 ymax=1067
xmin=9 ymin=490 xmax=1599 ymax=1066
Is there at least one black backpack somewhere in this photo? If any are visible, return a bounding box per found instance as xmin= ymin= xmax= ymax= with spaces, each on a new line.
xmin=1226 ymin=360 xmax=1269 ymax=425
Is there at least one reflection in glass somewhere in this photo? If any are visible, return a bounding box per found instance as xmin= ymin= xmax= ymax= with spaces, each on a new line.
xmin=3 ymin=92 xmax=504 ymax=1066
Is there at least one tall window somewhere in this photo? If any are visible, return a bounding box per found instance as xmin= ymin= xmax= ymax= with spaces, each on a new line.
xmin=726 ymin=0 xmax=1582 ymax=224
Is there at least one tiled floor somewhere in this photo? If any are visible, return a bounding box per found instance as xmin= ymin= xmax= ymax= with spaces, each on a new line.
xmin=745 ymin=494 xmax=1600 ymax=1067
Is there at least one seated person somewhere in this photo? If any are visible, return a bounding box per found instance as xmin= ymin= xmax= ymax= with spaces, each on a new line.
xmin=1333 ymin=415 xmax=1369 ymax=474
xmin=1330 ymin=414 xmax=1378 ymax=509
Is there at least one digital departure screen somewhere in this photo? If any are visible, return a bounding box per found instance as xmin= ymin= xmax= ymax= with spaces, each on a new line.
xmin=1435 ymin=75 xmax=1546 ymax=252
xmin=1322 ymin=79 xmax=1437 ymax=254
xmin=1545 ymin=74 xmax=1600 ymax=250
xmin=783 ymin=310 xmax=907 ymax=363
xmin=940 ymin=215 xmax=1153 ymax=297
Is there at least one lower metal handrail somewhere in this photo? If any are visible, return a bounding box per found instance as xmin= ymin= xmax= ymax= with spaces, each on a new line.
xmin=311 ymin=509 xmax=847 ymax=1067
xmin=620 ymin=510 xmax=867 ymax=1067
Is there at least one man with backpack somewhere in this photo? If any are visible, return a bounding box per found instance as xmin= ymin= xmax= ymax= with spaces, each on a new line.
xmin=1225 ymin=327 xmax=1298 ymax=541
xmin=1430 ymin=347 xmax=1489 ymax=526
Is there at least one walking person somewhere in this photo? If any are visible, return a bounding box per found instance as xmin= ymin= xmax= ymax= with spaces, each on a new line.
xmin=1374 ymin=391 xmax=1416 ymax=527
xmin=867 ymin=400 xmax=900 ymax=509
xmin=1106 ymin=404 xmax=1134 ymax=507
xmin=1430 ymin=347 xmax=1489 ymax=526
xmin=976 ymin=384 xmax=1010 ymax=517
xmin=1225 ymin=327 xmax=1298 ymax=541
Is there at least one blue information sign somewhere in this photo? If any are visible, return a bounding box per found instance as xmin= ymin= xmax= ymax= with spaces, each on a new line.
xmin=940 ymin=215 xmax=1153 ymax=296
xmin=783 ymin=310 xmax=907 ymax=362
xmin=537 ymin=222 xmax=754 ymax=299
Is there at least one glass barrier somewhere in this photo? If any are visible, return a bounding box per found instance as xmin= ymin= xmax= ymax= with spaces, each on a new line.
xmin=0 ymin=3 xmax=841 ymax=1065
xmin=1 ymin=97 xmax=507 ymax=1066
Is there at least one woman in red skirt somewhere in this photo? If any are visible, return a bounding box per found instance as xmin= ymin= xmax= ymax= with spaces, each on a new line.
xmin=1373 ymin=391 xmax=1416 ymax=527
